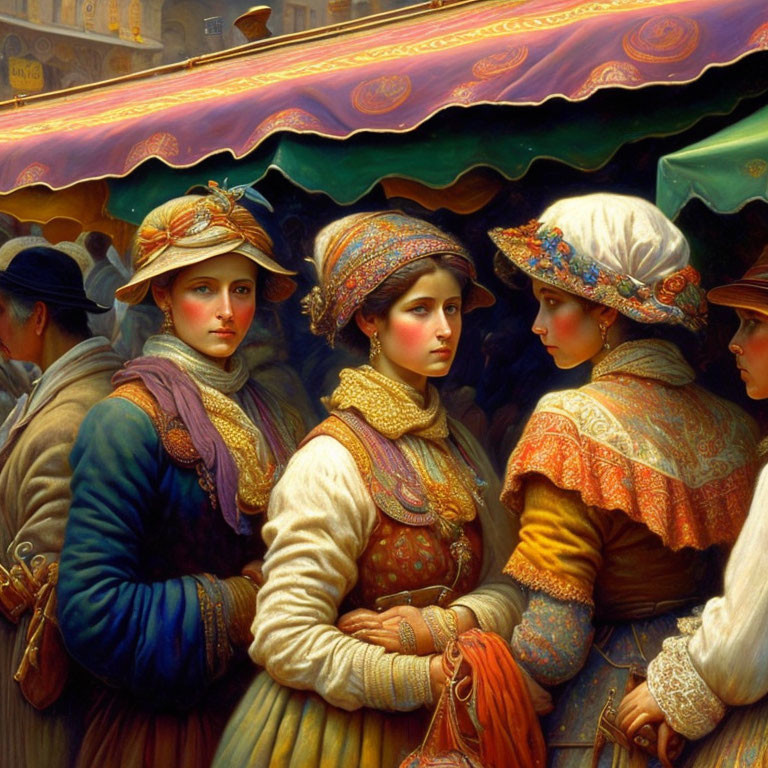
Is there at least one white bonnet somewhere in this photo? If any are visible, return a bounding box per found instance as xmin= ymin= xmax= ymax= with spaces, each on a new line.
xmin=489 ymin=192 xmax=706 ymax=330
xmin=539 ymin=193 xmax=690 ymax=283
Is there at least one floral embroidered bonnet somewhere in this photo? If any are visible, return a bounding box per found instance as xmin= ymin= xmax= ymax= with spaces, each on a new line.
xmin=489 ymin=192 xmax=707 ymax=331
xmin=303 ymin=210 xmax=495 ymax=346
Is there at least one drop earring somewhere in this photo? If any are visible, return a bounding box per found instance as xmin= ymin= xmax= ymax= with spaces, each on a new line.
xmin=369 ymin=331 xmax=381 ymax=362
xmin=599 ymin=321 xmax=611 ymax=351
xmin=161 ymin=307 xmax=174 ymax=335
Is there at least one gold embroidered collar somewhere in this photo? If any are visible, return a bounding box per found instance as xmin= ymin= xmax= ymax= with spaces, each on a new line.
xmin=325 ymin=365 xmax=448 ymax=440
xmin=591 ymin=339 xmax=694 ymax=387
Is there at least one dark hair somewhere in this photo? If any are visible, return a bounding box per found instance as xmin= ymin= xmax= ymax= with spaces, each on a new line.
xmin=150 ymin=270 xmax=180 ymax=292
xmin=0 ymin=289 xmax=91 ymax=340
xmin=51 ymin=305 xmax=91 ymax=339
xmin=337 ymin=255 xmax=471 ymax=355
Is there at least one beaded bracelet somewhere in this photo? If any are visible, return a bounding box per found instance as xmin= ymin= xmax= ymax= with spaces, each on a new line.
xmin=398 ymin=619 xmax=418 ymax=654
xmin=422 ymin=605 xmax=458 ymax=652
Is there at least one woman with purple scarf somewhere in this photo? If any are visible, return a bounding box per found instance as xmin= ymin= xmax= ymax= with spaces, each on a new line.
xmin=57 ymin=183 xmax=308 ymax=768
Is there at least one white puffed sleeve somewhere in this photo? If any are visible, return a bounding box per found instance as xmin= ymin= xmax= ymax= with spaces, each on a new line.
xmin=249 ymin=436 xmax=432 ymax=712
xmin=648 ymin=464 xmax=768 ymax=738
xmin=689 ymin=464 xmax=768 ymax=704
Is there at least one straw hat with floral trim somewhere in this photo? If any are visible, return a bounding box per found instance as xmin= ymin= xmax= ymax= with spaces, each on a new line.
xmin=303 ymin=210 xmax=495 ymax=346
xmin=115 ymin=182 xmax=296 ymax=305
xmin=707 ymin=245 xmax=768 ymax=315
xmin=489 ymin=193 xmax=707 ymax=332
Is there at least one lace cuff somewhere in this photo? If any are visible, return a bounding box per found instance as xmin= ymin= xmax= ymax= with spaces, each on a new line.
xmin=675 ymin=604 xmax=704 ymax=637
xmin=647 ymin=634 xmax=726 ymax=740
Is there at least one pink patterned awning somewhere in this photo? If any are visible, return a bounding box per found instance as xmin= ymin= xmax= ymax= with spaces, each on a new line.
xmin=0 ymin=0 xmax=765 ymax=194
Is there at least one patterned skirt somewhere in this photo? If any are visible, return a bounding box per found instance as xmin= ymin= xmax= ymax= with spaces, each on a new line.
xmin=212 ymin=669 xmax=431 ymax=768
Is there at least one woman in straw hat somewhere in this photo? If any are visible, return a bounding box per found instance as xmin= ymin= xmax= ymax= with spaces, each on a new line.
xmin=618 ymin=246 xmax=768 ymax=767
xmin=488 ymin=193 xmax=758 ymax=767
xmin=56 ymin=182 xmax=309 ymax=768
xmin=213 ymin=210 xmax=544 ymax=768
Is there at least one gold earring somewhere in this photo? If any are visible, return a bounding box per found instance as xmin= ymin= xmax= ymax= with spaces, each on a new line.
xmin=599 ymin=321 xmax=611 ymax=351
xmin=161 ymin=307 xmax=174 ymax=335
xmin=369 ymin=331 xmax=381 ymax=362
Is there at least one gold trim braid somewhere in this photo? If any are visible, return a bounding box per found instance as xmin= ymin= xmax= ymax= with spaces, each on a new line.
xmin=110 ymin=381 xmax=200 ymax=467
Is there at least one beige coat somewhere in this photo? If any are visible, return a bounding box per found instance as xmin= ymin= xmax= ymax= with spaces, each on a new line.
xmin=0 ymin=336 xmax=122 ymax=768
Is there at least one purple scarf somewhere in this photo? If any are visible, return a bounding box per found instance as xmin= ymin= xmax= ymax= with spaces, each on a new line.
xmin=113 ymin=357 xmax=251 ymax=535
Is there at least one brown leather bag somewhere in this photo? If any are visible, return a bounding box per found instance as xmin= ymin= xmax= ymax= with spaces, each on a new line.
xmin=13 ymin=561 xmax=70 ymax=710
xmin=0 ymin=561 xmax=35 ymax=623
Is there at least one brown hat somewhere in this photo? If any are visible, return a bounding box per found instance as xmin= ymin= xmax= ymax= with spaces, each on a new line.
xmin=708 ymin=246 xmax=768 ymax=314
xmin=115 ymin=182 xmax=296 ymax=305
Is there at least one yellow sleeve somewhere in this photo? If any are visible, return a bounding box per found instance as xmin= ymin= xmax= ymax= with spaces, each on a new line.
xmin=503 ymin=475 xmax=604 ymax=605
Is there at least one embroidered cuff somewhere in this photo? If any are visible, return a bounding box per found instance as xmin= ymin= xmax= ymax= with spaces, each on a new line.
xmin=504 ymin=551 xmax=593 ymax=606
xmin=193 ymin=574 xmax=234 ymax=681
xmin=222 ymin=576 xmax=259 ymax=648
xmin=675 ymin=605 xmax=704 ymax=637
xmin=362 ymin=644 xmax=432 ymax=711
xmin=647 ymin=635 xmax=726 ymax=740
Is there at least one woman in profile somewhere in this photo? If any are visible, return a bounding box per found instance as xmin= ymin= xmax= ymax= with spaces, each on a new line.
xmin=619 ymin=246 xmax=768 ymax=767
xmin=57 ymin=183 xmax=308 ymax=768
xmin=214 ymin=211 xmax=533 ymax=768
xmin=488 ymin=193 xmax=758 ymax=767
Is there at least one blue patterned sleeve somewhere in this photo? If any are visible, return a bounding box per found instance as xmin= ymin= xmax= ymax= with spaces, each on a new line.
xmin=57 ymin=397 xmax=231 ymax=709
xmin=511 ymin=589 xmax=595 ymax=687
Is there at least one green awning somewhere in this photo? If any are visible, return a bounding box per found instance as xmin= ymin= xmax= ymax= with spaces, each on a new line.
xmin=108 ymin=62 xmax=768 ymax=225
xmin=657 ymin=103 xmax=768 ymax=220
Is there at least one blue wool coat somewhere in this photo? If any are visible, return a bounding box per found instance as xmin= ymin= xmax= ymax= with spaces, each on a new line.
xmin=58 ymin=397 xmax=258 ymax=711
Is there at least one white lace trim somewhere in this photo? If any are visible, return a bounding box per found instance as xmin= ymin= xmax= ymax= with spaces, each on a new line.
xmin=647 ymin=634 xmax=726 ymax=740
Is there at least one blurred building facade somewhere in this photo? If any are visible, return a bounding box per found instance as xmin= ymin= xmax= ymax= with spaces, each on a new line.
xmin=0 ymin=1 xmax=418 ymax=100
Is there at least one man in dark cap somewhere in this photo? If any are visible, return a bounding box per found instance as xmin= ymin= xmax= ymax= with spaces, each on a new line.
xmin=0 ymin=246 xmax=122 ymax=768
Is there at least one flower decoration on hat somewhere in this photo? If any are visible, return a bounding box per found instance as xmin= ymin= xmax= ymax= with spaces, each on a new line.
xmin=116 ymin=181 xmax=296 ymax=306
xmin=490 ymin=220 xmax=707 ymax=331
xmin=134 ymin=181 xmax=273 ymax=272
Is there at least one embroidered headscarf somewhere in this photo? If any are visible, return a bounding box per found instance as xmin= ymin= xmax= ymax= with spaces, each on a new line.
xmin=489 ymin=193 xmax=707 ymax=331
xmin=303 ymin=211 xmax=494 ymax=346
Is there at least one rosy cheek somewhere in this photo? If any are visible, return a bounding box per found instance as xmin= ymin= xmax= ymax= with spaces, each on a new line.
xmin=175 ymin=296 xmax=210 ymax=325
xmin=552 ymin=306 xmax=585 ymax=336
xmin=232 ymin=301 xmax=255 ymax=327
xmin=745 ymin=331 xmax=768 ymax=361
xmin=388 ymin=316 xmax=429 ymax=352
